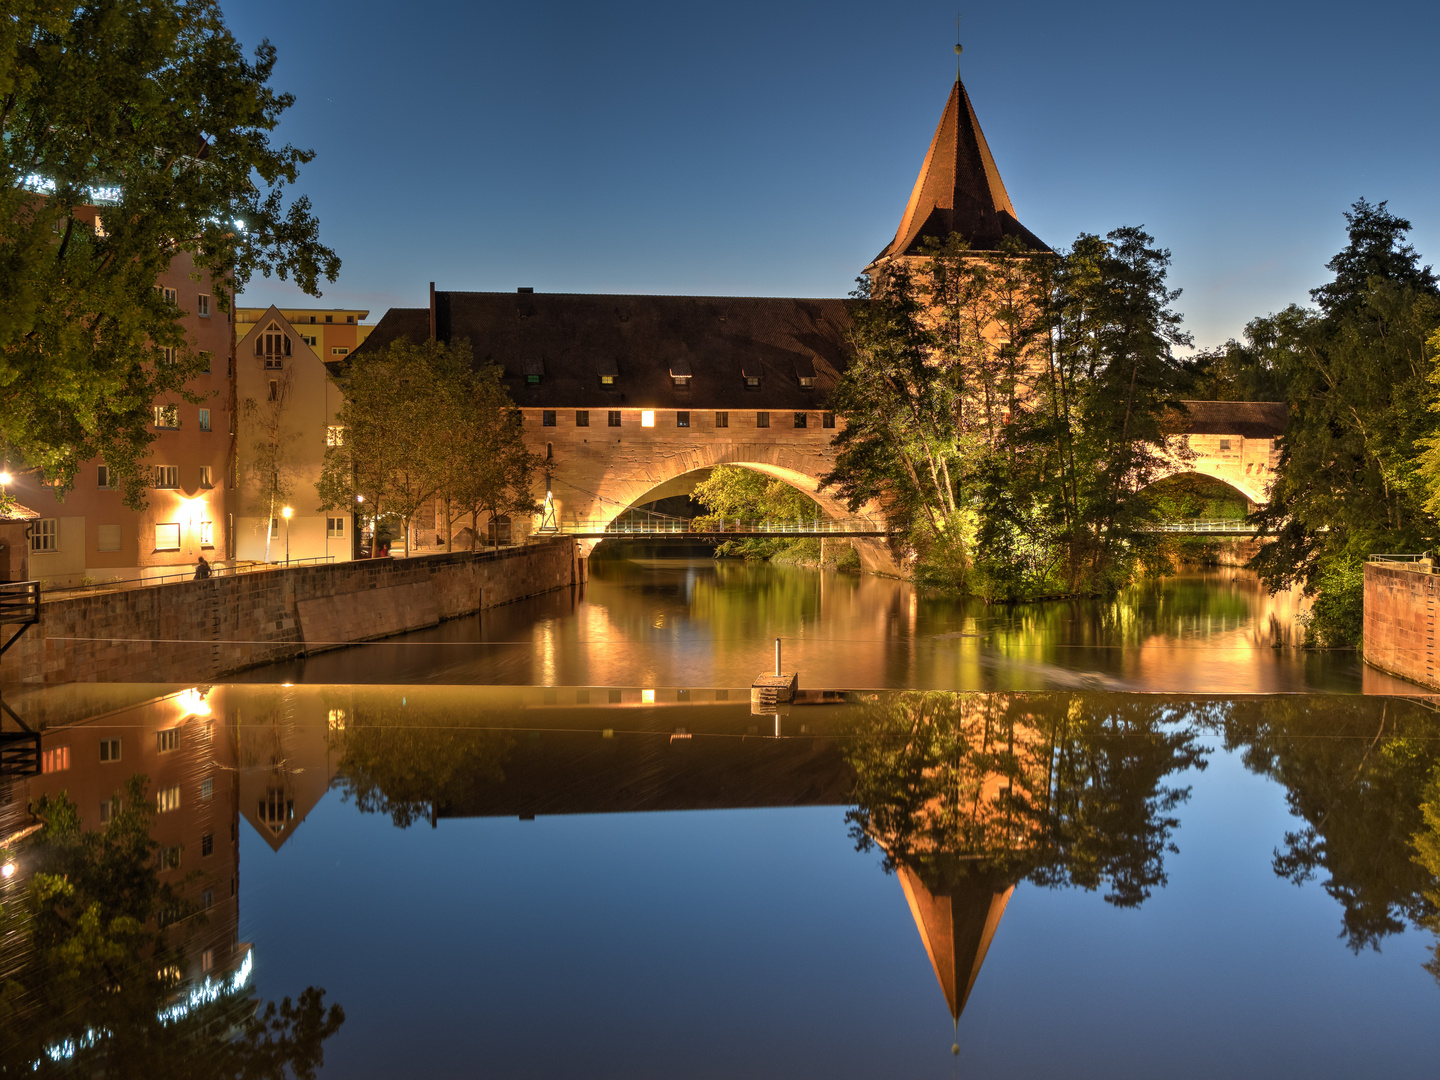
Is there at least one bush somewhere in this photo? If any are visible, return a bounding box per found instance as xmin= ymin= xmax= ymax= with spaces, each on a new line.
xmin=1301 ymin=557 xmax=1365 ymax=649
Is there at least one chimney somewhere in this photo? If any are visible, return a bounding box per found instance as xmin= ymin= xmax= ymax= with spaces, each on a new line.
xmin=428 ymin=281 xmax=436 ymax=341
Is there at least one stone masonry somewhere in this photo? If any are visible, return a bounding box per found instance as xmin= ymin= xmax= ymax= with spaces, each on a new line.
xmin=1363 ymin=559 xmax=1440 ymax=690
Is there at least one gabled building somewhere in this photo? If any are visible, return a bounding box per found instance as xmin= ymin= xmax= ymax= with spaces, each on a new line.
xmin=233 ymin=306 xmax=354 ymax=564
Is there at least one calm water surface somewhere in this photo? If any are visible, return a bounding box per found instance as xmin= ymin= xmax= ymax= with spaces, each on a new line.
xmin=237 ymin=556 xmax=1400 ymax=692
xmin=2 ymin=560 xmax=1436 ymax=1076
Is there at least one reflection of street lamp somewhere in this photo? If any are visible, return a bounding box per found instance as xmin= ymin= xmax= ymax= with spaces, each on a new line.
xmin=281 ymin=506 xmax=293 ymax=566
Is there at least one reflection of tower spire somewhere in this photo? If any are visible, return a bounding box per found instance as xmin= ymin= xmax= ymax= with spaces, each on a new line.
xmin=897 ymin=865 xmax=1013 ymax=1022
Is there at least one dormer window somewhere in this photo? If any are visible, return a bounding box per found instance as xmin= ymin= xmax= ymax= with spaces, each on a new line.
xmin=597 ymin=357 xmax=619 ymax=388
xmin=742 ymin=362 xmax=763 ymax=390
xmin=669 ymin=360 xmax=692 ymax=389
xmin=523 ymin=359 xmax=545 ymax=385
xmin=256 ymin=323 xmax=290 ymax=367
xmin=793 ymin=357 xmax=817 ymax=389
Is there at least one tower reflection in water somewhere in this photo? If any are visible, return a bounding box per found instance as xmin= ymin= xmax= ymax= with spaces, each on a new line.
xmin=4 ymin=684 xmax=1438 ymax=1070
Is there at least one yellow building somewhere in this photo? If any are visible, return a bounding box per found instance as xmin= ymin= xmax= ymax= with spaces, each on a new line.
xmin=234 ymin=306 xmax=373 ymax=362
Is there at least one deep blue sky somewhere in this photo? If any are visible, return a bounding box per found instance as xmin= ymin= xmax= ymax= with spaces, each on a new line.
xmin=227 ymin=0 xmax=1440 ymax=349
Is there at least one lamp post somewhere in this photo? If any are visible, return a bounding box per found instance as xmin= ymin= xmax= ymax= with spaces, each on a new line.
xmin=282 ymin=506 xmax=293 ymax=566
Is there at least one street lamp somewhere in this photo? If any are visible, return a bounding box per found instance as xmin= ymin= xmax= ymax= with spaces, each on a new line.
xmin=281 ymin=506 xmax=293 ymax=566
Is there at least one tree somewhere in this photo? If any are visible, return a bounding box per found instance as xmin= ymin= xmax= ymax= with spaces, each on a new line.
xmin=0 ymin=1 xmax=338 ymax=511
xmin=241 ymin=365 xmax=302 ymax=562
xmin=0 ymin=778 xmax=344 ymax=1076
xmin=691 ymin=464 xmax=821 ymax=561
xmin=1246 ymin=200 xmax=1440 ymax=646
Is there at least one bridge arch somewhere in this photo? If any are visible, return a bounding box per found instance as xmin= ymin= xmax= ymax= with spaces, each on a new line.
xmin=1143 ymin=464 xmax=1268 ymax=507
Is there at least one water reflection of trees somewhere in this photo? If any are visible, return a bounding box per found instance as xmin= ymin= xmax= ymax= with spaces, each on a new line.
xmin=842 ymin=692 xmax=1211 ymax=907
xmin=1216 ymin=697 xmax=1440 ymax=954
xmin=0 ymin=778 xmax=343 ymax=1077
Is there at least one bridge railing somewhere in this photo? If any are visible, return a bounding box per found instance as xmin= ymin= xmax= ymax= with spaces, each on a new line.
xmin=562 ymin=518 xmax=887 ymax=536
xmin=1147 ymin=519 xmax=1258 ymax=534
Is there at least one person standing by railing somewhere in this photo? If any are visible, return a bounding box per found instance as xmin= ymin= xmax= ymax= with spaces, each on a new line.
xmin=194 ymin=555 xmax=212 ymax=580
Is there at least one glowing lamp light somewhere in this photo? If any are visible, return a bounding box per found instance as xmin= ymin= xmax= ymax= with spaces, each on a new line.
xmin=1 ymin=862 xmax=16 ymax=879
xmin=0 ymin=471 xmax=11 ymax=485
xmin=281 ymin=506 xmax=293 ymax=519
xmin=642 ymin=689 xmax=655 ymax=704
xmin=178 ymin=687 xmax=211 ymax=716
xmin=640 ymin=411 xmax=655 ymax=428
xmin=356 ymin=495 xmax=365 ymax=503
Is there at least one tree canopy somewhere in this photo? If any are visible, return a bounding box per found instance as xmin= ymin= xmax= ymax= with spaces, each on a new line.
xmin=0 ymin=1 xmax=338 ymax=508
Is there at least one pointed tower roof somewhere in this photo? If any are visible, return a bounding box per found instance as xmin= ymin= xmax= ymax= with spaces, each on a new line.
xmin=898 ymin=865 xmax=1014 ymax=1022
xmin=873 ymin=78 xmax=1047 ymax=265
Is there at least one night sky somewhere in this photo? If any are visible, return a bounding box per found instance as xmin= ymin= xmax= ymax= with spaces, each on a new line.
xmin=226 ymin=0 xmax=1440 ymax=349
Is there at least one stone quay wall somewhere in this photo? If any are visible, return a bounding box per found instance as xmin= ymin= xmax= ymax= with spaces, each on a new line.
xmin=1363 ymin=559 xmax=1440 ymax=690
xmin=1 ymin=538 xmax=576 ymax=686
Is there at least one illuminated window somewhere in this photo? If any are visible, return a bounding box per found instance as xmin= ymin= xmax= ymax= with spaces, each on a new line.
xmin=197 ymin=293 xmax=211 ymax=318
xmin=152 ymin=465 xmax=178 ymax=488
xmin=822 ymin=412 xmax=835 ymax=429
xmin=600 ymin=375 xmax=616 ymax=386
xmin=154 ymin=523 xmax=180 ymax=551
xmin=153 ymin=405 xmax=180 ymax=429
xmin=30 ymin=518 xmax=57 ymax=552
xmin=575 ymin=410 xmax=589 ymax=427
xmin=157 ymin=728 xmax=179 ymax=753
xmin=676 ymin=411 xmax=690 ymax=428
xmin=199 ymin=521 xmax=213 ymax=547
xmin=715 ymin=411 xmax=728 ymax=428
xmin=794 ymin=412 xmax=808 ymax=429
xmin=201 ymin=948 xmax=214 ymax=973
xmin=42 ymin=745 xmax=70 ymax=773
xmin=542 ymin=410 xmax=556 ymax=427
xmin=156 ymin=785 xmax=181 ymax=813
xmin=328 ymin=708 xmax=347 ymax=732
xmin=756 ymin=412 xmax=770 ymax=428
xmin=326 ymin=425 xmax=345 ymax=446
xmin=744 ymin=376 xmax=761 ymax=390
xmin=798 ymin=376 xmax=815 ymax=388
xmin=99 ymin=738 xmax=121 ymax=762
xmin=641 ymin=411 xmax=655 ymax=428
xmin=327 ymin=517 xmax=345 ymax=538
xmin=608 ymin=411 xmax=621 ymax=427
xmin=199 ymin=465 xmax=212 ymax=487
xmin=642 ymin=689 xmax=655 ymax=703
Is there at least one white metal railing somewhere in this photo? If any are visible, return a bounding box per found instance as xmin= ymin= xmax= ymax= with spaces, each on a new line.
xmin=1148 ymin=519 xmax=1257 ymax=534
xmin=561 ymin=518 xmax=889 ymax=536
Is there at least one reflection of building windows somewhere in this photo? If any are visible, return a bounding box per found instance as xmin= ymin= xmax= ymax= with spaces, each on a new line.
xmin=259 ymin=788 xmax=294 ymax=834
xmin=156 ymin=785 xmax=181 ymax=813
xmin=100 ymin=738 xmax=121 ymax=762
xmin=30 ymin=518 xmax=57 ymax=552
xmin=202 ymin=890 xmax=213 ymax=911
xmin=326 ymin=425 xmax=344 ymax=446
xmin=154 ymin=523 xmax=181 ymax=551
xmin=157 ymin=728 xmax=179 ymax=753
xmin=328 ymin=708 xmax=347 ymax=732
xmin=326 ymin=517 xmax=345 ymax=538
xmin=202 ymin=833 xmax=214 ymax=857
xmin=201 ymin=949 xmax=215 ymax=973
xmin=42 ymin=745 xmax=69 ymax=773
xmin=200 ymin=777 xmax=213 ymax=801
xmin=97 ymin=523 xmax=121 ymax=552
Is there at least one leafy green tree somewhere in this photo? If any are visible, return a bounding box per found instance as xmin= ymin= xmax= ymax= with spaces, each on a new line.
xmin=691 ymin=464 xmax=821 ymax=561
xmin=0 ymin=1 xmax=338 ymax=511
xmin=0 ymin=778 xmax=344 ymax=1076
xmin=1247 ymin=200 xmax=1440 ymax=646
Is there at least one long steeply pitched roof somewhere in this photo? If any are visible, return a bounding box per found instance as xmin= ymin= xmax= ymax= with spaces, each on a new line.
xmin=354 ymin=291 xmax=855 ymax=410
xmin=873 ymin=78 xmax=1047 ymax=263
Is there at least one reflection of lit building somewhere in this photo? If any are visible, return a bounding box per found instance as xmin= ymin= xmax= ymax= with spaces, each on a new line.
xmin=232 ymin=686 xmax=342 ymax=850
xmin=899 ymin=868 xmax=1013 ymax=1024
xmin=19 ymin=686 xmax=241 ymax=985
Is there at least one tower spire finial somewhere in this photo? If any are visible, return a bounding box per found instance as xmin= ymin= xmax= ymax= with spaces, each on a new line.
xmin=955 ymin=13 xmax=963 ymax=79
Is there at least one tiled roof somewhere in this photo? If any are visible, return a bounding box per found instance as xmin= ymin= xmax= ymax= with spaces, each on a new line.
xmin=355 ymin=292 xmax=857 ymax=410
xmin=1177 ymin=400 xmax=1289 ymax=439
xmin=874 ymin=78 xmax=1047 ymax=263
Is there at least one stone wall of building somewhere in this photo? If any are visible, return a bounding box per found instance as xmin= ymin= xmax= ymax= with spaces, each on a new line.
xmin=1363 ymin=559 xmax=1439 ymax=690
xmin=1 ymin=538 xmax=576 ymax=687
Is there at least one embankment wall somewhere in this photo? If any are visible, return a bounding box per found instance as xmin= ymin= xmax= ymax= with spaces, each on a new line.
xmin=1363 ymin=560 xmax=1439 ymax=690
xmin=1 ymin=539 xmax=576 ymax=686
